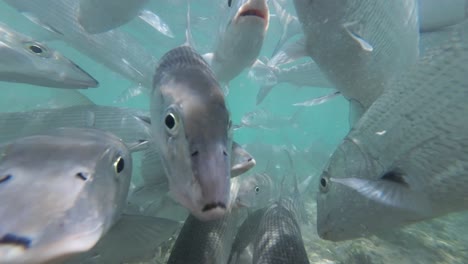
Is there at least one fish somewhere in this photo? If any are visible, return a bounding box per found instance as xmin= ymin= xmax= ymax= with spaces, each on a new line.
xmin=0 ymin=105 xmax=151 ymax=148
xmin=232 ymin=171 xmax=274 ymax=209
xmin=151 ymin=2 xmax=234 ymax=220
xmin=203 ymin=0 xmax=270 ymax=83
xmin=159 ymin=160 xmax=264 ymax=262
xmin=252 ymin=200 xmax=310 ymax=264
xmin=419 ymin=0 xmax=468 ymax=32
xmin=167 ymin=209 xmax=243 ymax=264
xmin=64 ymin=215 xmax=181 ymax=264
xmin=78 ymin=0 xmax=150 ymax=34
xmin=231 ymin=141 xmax=257 ymax=177
xmin=235 ymin=108 xmax=304 ymax=130
xmin=270 ymin=0 xmax=303 ymax=56
xmin=0 ymin=22 xmax=97 ymax=89
xmin=231 ymin=153 xmax=309 ymax=264
xmin=125 ymin=139 xmax=259 ymax=223
xmin=4 ymin=0 xmax=158 ymax=88
xmin=251 ymin=60 xmax=334 ymax=105
xmin=292 ymin=0 xmax=419 ymax=123
xmin=78 ymin=0 xmax=174 ymax=38
xmin=0 ymin=128 xmax=134 ymax=263
xmin=227 ymin=207 xmax=267 ymax=264
xmin=293 ymin=91 xmax=342 ymax=107
xmin=316 ymin=21 xmax=468 ymax=241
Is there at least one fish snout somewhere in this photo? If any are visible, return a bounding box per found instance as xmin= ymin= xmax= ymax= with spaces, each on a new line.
xmin=65 ymin=60 xmax=99 ymax=88
xmin=191 ymin=144 xmax=231 ymax=220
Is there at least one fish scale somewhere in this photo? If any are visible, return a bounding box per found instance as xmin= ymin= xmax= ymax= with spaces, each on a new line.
xmin=293 ymin=0 xmax=419 ymax=112
xmin=317 ymin=20 xmax=468 ymax=241
xmin=167 ymin=210 xmax=242 ymax=264
xmin=253 ymin=199 xmax=310 ymax=264
xmin=0 ymin=105 xmax=151 ymax=146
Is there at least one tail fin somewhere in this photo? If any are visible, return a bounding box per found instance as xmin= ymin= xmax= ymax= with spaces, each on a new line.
xmin=271 ymin=0 xmax=303 ymax=56
xmin=248 ymin=60 xmax=279 ymax=105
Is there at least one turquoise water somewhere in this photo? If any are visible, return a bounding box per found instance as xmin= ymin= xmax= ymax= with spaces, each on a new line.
xmin=1 ymin=1 xmax=468 ymax=263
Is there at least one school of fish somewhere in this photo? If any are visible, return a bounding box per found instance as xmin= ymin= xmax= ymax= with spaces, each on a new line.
xmin=0 ymin=0 xmax=467 ymax=263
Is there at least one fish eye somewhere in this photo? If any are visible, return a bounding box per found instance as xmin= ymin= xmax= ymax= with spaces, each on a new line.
xmin=29 ymin=44 xmax=43 ymax=54
xmin=319 ymin=176 xmax=329 ymax=193
xmin=114 ymin=156 xmax=125 ymax=174
xmin=255 ymin=186 xmax=260 ymax=193
xmin=24 ymin=42 xmax=49 ymax=57
xmin=165 ymin=112 xmax=178 ymax=133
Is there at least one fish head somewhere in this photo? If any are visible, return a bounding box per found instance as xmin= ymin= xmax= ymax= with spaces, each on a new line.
xmin=0 ymin=29 xmax=98 ymax=89
xmin=222 ymin=0 xmax=269 ymax=60
xmin=316 ymin=137 xmax=382 ymax=241
xmin=235 ymin=172 xmax=273 ymax=209
xmin=152 ymin=71 xmax=233 ymax=221
xmin=0 ymin=128 xmax=132 ymax=263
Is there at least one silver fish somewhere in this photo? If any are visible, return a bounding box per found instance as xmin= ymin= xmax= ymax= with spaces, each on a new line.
xmin=252 ymin=200 xmax=310 ymax=264
xmin=231 ymin=141 xmax=256 ymax=177
xmin=203 ymin=0 xmax=269 ymax=83
xmin=317 ymin=21 xmax=468 ymax=241
xmin=0 ymin=22 xmax=97 ymax=89
xmin=4 ymin=0 xmax=158 ymax=88
xmin=293 ymin=91 xmax=342 ymax=107
xmin=167 ymin=168 xmax=272 ymax=263
xmin=0 ymin=105 xmax=151 ymax=147
xmin=419 ymin=0 xmax=467 ymax=32
xmin=78 ymin=0 xmax=174 ymax=38
xmin=235 ymin=108 xmax=304 ymax=130
xmin=293 ymin=0 xmax=419 ymax=122
xmin=232 ymin=162 xmax=308 ymax=264
xmin=227 ymin=207 xmax=267 ymax=264
xmin=0 ymin=128 xmax=133 ymax=263
xmin=232 ymin=171 xmax=274 ymax=209
xmin=64 ymin=215 xmax=181 ymax=264
xmin=78 ymin=0 xmax=150 ymax=34
xmin=251 ymin=60 xmax=334 ymax=105
xmin=167 ymin=209 xmax=242 ymax=264
xmin=151 ymin=44 xmax=233 ymax=221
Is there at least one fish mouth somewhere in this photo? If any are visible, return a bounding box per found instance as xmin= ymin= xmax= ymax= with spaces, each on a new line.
xmin=238 ymin=9 xmax=267 ymax=20
xmin=196 ymin=203 xmax=228 ymax=220
xmin=202 ymin=202 xmax=227 ymax=212
xmin=69 ymin=61 xmax=99 ymax=88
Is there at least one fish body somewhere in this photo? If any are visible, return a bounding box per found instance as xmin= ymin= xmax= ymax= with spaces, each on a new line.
xmin=0 ymin=105 xmax=151 ymax=147
xmin=253 ymin=199 xmax=310 ymax=264
xmin=317 ymin=21 xmax=468 ymax=241
xmin=237 ymin=108 xmax=303 ymax=130
xmin=78 ymin=0 xmax=149 ymax=34
xmin=0 ymin=128 xmax=133 ymax=263
xmin=167 ymin=210 xmax=242 ymax=264
xmin=0 ymin=22 xmax=97 ymax=88
xmin=5 ymin=0 xmax=158 ymax=88
xmin=252 ymin=59 xmax=334 ymax=104
xmin=151 ymin=45 xmax=233 ymax=221
xmin=232 ymin=172 xmax=273 ymax=209
xmin=419 ymin=0 xmax=467 ymax=32
xmin=293 ymin=0 xmax=419 ymax=116
xmin=204 ymin=0 xmax=269 ymax=83
xmin=228 ymin=207 xmax=267 ymax=264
